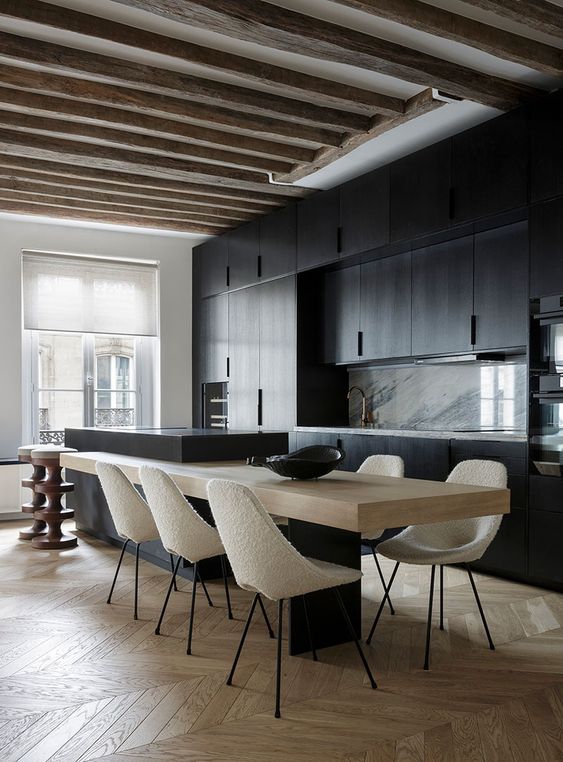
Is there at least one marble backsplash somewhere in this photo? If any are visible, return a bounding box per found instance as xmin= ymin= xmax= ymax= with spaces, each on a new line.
xmin=348 ymin=363 xmax=527 ymax=431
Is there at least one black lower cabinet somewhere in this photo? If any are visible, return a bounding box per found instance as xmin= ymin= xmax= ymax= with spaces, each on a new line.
xmin=528 ymin=475 xmax=563 ymax=588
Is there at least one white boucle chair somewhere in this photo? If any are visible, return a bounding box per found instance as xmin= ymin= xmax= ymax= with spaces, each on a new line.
xmin=207 ymin=478 xmax=377 ymax=719
xmin=366 ymin=459 xmax=508 ymax=670
xmin=358 ymin=455 xmax=404 ymax=616
xmin=139 ymin=465 xmax=259 ymax=655
xmin=96 ymin=462 xmax=178 ymax=621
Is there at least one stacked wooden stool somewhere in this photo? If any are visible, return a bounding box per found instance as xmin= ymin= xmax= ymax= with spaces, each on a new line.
xmin=18 ymin=445 xmax=78 ymax=549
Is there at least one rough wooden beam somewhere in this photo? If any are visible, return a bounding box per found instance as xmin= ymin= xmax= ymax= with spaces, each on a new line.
xmin=0 ymin=0 xmax=405 ymax=116
xmin=465 ymin=0 xmax=563 ymax=40
xmin=0 ymin=177 xmax=252 ymax=222
xmin=112 ymin=0 xmax=541 ymax=108
xmin=0 ymin=32 xmax=369 ymax=132
xmin=331 ymin=0 xmax=563 ymax=76
xmin=0 ymin=65 xmax=342 ymax=148
xmin=0 ymin=200 xmax=223 ymax=234
xmin=0 ymin=108 xmax=294 ymax=174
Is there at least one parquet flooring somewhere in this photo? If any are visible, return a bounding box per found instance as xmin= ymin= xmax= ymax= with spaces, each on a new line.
xmin=0 ymin=520 xmax=562 ymax=761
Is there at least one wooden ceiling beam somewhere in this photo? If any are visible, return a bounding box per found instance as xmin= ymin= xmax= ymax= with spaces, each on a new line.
xmin=464 ymin=1 xmax=563 ymax=40
xmin=0 ymin=199 xmax=222 ymax=234
xmin=0 ymin=0 xmax=405 ymax=116
xmin=111 ymin=0 xmax=541 ymax=109
xmin=0 ymin=65 xmax=343 ymax=149
xmin=0 ymin=109 xmax=295 ymax=175
xmin=0 ymin=32 xmax=369 ymax=132
xmin=331 ymin=0 xmax=563 ymax=76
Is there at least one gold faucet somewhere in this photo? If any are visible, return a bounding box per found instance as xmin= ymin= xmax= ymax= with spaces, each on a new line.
xmin=347 ymin=386 xmax=371 ymax=428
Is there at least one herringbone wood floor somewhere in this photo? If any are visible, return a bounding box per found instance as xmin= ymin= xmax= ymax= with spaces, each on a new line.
xmin=0 ymin=521 xmax=562 ymax=761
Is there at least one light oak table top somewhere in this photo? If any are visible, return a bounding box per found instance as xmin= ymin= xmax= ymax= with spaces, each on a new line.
xmin=61 ymin=451 xmax=510 ymax=535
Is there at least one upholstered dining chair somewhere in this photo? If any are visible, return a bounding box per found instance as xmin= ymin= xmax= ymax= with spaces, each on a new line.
xmin=358 ymin=454 xmax=404 ymax=615
xmin=96 ymin=461 xmax=178 ymax=620
xmin=366 ymin=459 xmax=507 ymax=671
xmin=207 ymin=478 xmax=377 ymax=719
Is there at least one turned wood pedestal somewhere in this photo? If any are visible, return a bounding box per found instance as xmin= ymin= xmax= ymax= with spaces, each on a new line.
xmin=30 ymin=448 xmax=78 ymax=550
xmin=18 ymin=446 xmax=47 ymax=540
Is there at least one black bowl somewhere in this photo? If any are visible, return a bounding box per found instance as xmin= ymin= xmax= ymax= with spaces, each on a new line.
xmin=250 ymin=445 xmax=346 ymax=480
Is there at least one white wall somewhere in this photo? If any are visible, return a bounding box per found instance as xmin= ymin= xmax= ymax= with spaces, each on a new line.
xmin=0 ymin=213 xmax=201 ymax=458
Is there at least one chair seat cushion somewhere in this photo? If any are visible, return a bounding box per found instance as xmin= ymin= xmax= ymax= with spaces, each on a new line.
xmin=377 ymin=534 xmax=483 ymax=565
xmin=240 ymin=556 xmax=361 ymax=600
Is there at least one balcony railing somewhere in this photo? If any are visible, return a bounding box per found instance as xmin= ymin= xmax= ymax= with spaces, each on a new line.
xmin=39 ymin=407 xmax=135 ymax=443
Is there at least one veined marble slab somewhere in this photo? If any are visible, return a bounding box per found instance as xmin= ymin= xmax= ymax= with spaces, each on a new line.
xmin=294 ymin=426 xmax=527 ymax=442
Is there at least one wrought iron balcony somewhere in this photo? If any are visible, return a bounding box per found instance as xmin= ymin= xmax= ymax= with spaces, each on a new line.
xmin=94 ymin=408 xmax=135 ymax=427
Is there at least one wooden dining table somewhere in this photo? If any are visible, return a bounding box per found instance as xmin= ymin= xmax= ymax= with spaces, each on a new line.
xmin=62 ymin=451 xmax=510 ymax=655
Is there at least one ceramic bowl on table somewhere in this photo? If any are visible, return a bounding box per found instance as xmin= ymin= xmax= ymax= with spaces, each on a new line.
xmin=249 ymin=445 xmax=345 ymax=479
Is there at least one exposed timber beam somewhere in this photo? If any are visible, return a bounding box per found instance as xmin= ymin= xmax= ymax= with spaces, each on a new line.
xmin=464 ymin=1 xmax=563 ymax=40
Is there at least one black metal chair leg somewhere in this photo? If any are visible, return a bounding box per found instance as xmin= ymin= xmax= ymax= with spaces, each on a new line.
xmin=221 ymin=555 xmax=233 ymax=620
xmin=275 ymin=599 xmax=284 ymax=718
xmin=333 ymin=588 xmax=377 ymax=689
xmin=466 ymin=564 xmax=495 ymax=651
xmin=186 ymin=562 xmax=198 ymax=655
xmin=156 ymin=556 xmax=182 ymax=635
xmin=134 ymin=542 xmax=141 ymax=621
xmin=302 ymin=595 xmax=318 ymax=661
xmin=196 ymin=567 xmax=214 ymax=608
xmin=169 ymin=553 xmax=178 ymax=592
xmin=257 ymin=593 xmax=275 ymax=638
xmin=227 ymin=593 xmax=259 ymax=685
xmin=439 ymin=565 xmax=444 ymax=631
xmin=424 ymin=565 xmax=436 ymax=670
xmin=366 ymin=561 xmax=400 ymax=645
xmin=372 ymin=547 xmax=395 ymax=615
xmin=107 ymin=538 xmax=129 ymax=604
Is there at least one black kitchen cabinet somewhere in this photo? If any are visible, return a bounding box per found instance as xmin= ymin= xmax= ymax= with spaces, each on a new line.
xmin=340 ymin=167 xmax=389 ymax=256
xmin=259 ymin=277 xmax=296 ymax=431
xmin=473 ymin=220 xmax=529 ymax=350
xmin=361 ymin=252 xmax=412 ymax=360
xmin=529 ymin=510 xmax=563 ymax=586
xmin=387 ymin=436 xmax=450 ymax=481
xmin=259 ymin=204 xmax=296 ymax=280
xmin=192 ymin=293 xmax=228 ymax=427
xmin=530 ymin=197 xmax=563 ymax=298
xmin=412 ymin=236 xmax=474 ymax=356
xmin=228 ymin=286 xmax=260 ymax=430
xmin=452 ymin=110 xmax=529 ymax=224
xmin=297 ymin=187 xmax=340 ymax=270
xmin=530 ymin=90 xmax=563 ymax=203
xmin=227 ymin=219 xmax=260 ymax=291
xmin=194 ymin=236 xmax=229 ymax=297
xmin=390 ymin=139 xmax=452 ymax=242
xmin=324 ymin=266 xmax=361 ymax=364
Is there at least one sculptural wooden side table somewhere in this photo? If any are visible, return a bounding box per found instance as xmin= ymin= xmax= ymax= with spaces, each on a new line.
xmin=30 ymin=446 xmax=78 ymax=550
xmin=18 ymin=444 xmax=48 ymax=540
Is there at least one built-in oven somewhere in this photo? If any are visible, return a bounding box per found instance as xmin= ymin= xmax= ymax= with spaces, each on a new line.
xmin=530 ymin=295 xmax=563 ymax=476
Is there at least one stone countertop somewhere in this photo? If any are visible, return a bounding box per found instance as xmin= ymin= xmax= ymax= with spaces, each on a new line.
xmin=294 ymin=426 xmax=527 ymax=443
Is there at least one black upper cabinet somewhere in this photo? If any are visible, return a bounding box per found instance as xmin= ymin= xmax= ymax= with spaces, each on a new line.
xmin=473 ymin=221 xmax=529 ymax=350
xmin=530 ymin=91 xmax=563 ymax=203
xmin=531 ymin=196 xmax=563 ymax=298
xmin=195 ymin=237 xmax=228 ymax=297
xmin=361 ymin=252 xmax=411 ymax=359
xmin=228 ymin=286 xmax=260 ymax=431
xmin=324 ymin=266 xmax=361 ymax=364
xmin=452 ymin=110 xmax=529 ymax=224
xmin=198 ymin=294 xmax=228 ymax=385
xmin=227 ymin=220 xmax=260 ymax=291
xmin=390 ymin=139 xmax=452 ymax=242
xmin=412 ymin=236 xmax=474 ymax=356
xmin=297 ymin=187 xmax=340 ymax=270
xmin=340 ymin=167 xmax=389 ymax=256
xmin=259 ymin=204 xmax=297 ymax=280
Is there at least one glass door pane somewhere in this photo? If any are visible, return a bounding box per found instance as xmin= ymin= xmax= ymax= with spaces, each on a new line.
xmin=37 ymin=333 xmax=84 ymax=444
xmin=94 ymin=336 xmax=137 ymax=428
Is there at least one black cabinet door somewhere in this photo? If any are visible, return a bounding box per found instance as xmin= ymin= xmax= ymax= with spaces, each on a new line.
xmin=323 ymin=266 xmax=361 ymax=364
xmin=337 ymin=434 xmax=389 ymax=473
xmin=228 ymin=286 xmax=260 ymax=430
xmin=340 ymin=167 xmax=389 ymax=257
xmin=297 ymin=187 xmax=340 ymax=270
xmin=452 ymin=110 xmax=529 ymax=223
xmin=531 ymin=197 xmax=563 ymax=298
xmin=361 ymin=252 xmax=411 ymax=360
xmin=530 ymin=91 xmax=563 ymax=203
xmin=199 ymin=294 xmax=228 ymax=385
xmin=386 ymin=437 xmax=450 ymax=481
xmin=195 ymin=237 xmax=229 ymax=297
xmin=412 ymin=236 xmax=474 ymax=356
xmin=390 ymin=139 xmax=452 ymax=242
xmin=473 ymin=220 xmax=529 ymax=350
xmin=529 ymin=510 xmax=563 ymax=586
xmin=259 ymin=276 xmax=296 ymax=431
xmin=227 ymin=220 xmax=260 ymax=290
xmin=259 ymin=204 xmax=296 ymax=280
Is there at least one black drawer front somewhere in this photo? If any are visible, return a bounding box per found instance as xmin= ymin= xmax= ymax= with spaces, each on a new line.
xmin=472 ymin=507 xmax=527 ymax=577
xmin=507 ymin=474 xmax=527 ymax=509
xmin=529 ymin=475 xmax=563 ymax=514
xmin=450 ymin=440 xmax=527 ymax=475
xmin=529 ymin=510 xmax=563 ymax=585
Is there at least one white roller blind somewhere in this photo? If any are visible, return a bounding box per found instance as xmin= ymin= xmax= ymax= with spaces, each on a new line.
xmin=22 ymin=251 xmax=159 ymax=336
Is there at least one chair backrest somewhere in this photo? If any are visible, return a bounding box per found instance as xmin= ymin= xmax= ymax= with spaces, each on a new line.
xmin=139 ymin=466 xmax=221 ymax=562
xmin=207 ymin=479 xmax=334 ymax=601
xmin=357 ymin=454 xmax=404 ymax=478
xmin=96 ymin=461 xmax=158 ymax=543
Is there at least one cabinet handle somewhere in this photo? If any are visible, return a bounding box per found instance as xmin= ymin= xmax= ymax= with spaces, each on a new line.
xmin=257 ymin=255 xmax=262 ymax=278
xmin=257 ymin=388 xmax=263 ymax=427
xmin=226 ymin=265 xmax=230 ymax=288
xmin=449 ymin=187 xmax=455 ymax=220
xmin=337 ymin=226 xmax=343 ymax=254
xmin=470 ymin=314 xmax=477 ymax=345
xmin=226 ymin=356 xmax=230 ymax=378
xmin=357 ymin=331 xmax=363 ymax=357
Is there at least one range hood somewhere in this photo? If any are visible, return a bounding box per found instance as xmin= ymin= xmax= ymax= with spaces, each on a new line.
xmin=414 ymin=353 xmax=506 ymax=365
